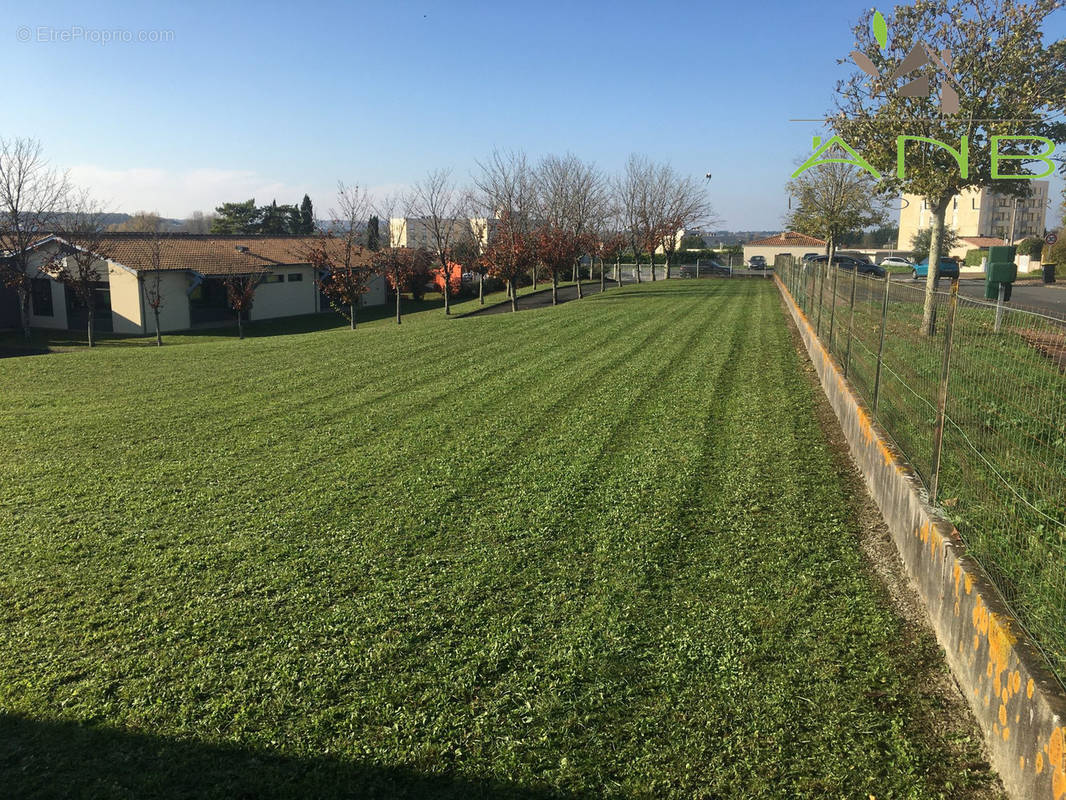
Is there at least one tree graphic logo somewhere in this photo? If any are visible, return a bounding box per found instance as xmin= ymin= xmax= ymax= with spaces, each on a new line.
xmin=850 ymin=10 xmax=963 ymax=114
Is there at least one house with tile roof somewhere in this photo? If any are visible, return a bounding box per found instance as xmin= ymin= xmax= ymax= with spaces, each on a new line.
xmin=742 ymin=231 xmax=827 ymax=266
xmin=19 ymin=234 xmax=386 ymax=335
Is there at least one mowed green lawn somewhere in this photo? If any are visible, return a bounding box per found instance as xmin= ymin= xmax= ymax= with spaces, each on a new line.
xmin=1 ymin=280 xmax=997 ymax=799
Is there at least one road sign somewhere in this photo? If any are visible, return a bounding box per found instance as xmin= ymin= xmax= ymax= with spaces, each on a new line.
xmin=1046 ymin=232 xmax=1058 ymax=245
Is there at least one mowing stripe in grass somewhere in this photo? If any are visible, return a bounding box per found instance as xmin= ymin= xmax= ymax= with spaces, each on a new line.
xmin=0 ymin=280 xmax=1000 ymax=799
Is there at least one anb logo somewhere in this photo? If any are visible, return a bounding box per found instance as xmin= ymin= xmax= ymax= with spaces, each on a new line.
xmin=791 ymin=8 xmax=1056 ymax=182
xmin=849 ymin=10 xmax=962 ymax=114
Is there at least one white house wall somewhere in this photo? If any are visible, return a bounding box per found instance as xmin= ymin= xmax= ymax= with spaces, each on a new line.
xmin=250 ymin=267 xmax=317 ymax=321
xmin=107 ymin=263 xmax=143 ymax=334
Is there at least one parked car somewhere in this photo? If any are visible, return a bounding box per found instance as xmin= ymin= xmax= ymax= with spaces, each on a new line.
xmin=912 ymin=258 xmax=960 ymax=280
xmin=748 ymin=255 xmax=768 ymax=269
xmin=680 ymin=261 xmax=726 ymax=277
xmin=878 ymin=256 xmax=912 ymax=268
xmin=807 ymin=254 xmax=886 ymax=278
xmin=801 ymin=252 xmax=820 ymax=262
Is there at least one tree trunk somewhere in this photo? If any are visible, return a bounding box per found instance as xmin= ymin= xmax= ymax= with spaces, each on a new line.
xmin=634 ymin=251 xmax=642 ymax=284
xmin=154 ymin=309 xmax=162 ymax=346
xmin=532 ymin=266 xmax=537 ymax=290
xmin=17 ymin=286 xmax=31 ymax=341
xmin=87 ymin=311 xmax=95 ymax=348
xmin=479 ymin=274 xmax=484 ymax=304
xmin=921 ymin=196 xmax=950 ymax=336
xmin=350 ymin=303 xmax=356 ymax=330
xmin=664 ymin=252 xmax=671 ymax=280
xmin=615 ymin=258 xmax=621 ymax=285
xmin=576 ymin=260 xmax=583 ymax=299
xmin=510 ymin=280 xmax=518 ymax=312
xmin=600 ymin=258 xmax=606 ymax=292
xmin=237 ymin=312 xmax=244 ymax=339
xmin=552 ymin=274 xmax=558 ymax=305
xmin=443 ymin=265 xmax=451 ymax=316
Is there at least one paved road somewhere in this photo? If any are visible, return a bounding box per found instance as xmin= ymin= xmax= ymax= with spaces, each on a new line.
xmin=464 ymin=279 xmax=623 ymax=316
xmin=890 ymin=274 xmax=1066 ymax=318
xmin=958 ymin=279 xmax=1066 ymax=317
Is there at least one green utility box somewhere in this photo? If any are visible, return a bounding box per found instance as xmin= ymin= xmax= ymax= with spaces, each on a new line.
xmin=985 ymin=245 xmax=1017 ymax=301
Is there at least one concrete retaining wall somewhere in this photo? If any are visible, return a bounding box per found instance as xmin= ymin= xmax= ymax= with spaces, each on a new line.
xmin=776 ymin=275 xmax=1066 ymax=800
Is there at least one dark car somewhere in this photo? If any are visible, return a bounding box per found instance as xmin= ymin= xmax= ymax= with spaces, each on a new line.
xmin=680 ymin=262 xmax=727 ymax=278
xmin=748 ymin=255 xmax=768 ymax=269
xmin=808 ymin=254 xmax=886 ymax=278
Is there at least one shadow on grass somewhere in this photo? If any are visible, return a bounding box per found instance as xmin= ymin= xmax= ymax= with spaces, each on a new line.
xmin=0 ymin=714 xmax=582 ymax=800
xmin=0 ymin=299 xmax=451 ymax=356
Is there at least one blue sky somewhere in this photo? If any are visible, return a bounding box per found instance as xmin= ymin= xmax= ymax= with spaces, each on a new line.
xmin=4 ymin=0 xmax=1064 ymax=229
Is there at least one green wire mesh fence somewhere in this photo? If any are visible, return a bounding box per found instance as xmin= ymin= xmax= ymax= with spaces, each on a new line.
xmin=776 ymin=254 xmax=1066 ymax=683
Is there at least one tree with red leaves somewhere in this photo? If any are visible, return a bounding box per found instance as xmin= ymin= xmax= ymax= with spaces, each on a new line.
xmin=372 ymin=246 xmax=433 ymax=325
xmin=52 ymin=189 xmax=115 ymax=348
xmin=305 ymin=234 xmax=374 ymax=330
xmin=223 ymin=273 xmax=262 ymax=339
xmin=482 ymin=212 xmax=535 ymax=313
xmin=305 ymin=183 xmax=375 ymax=329
xmin=536 ymin=224 xmax=584 ymax=306
xmin=597 ymin=231 xmax=629 ymax=292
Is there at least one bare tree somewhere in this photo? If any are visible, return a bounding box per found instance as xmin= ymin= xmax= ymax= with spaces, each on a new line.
xmin=0 ymin=137 xmax=70 ymax=340
xmin=374 ymin=193 xmax=411 ymax=324
xmin=616 ymin=155 xmax=650 ymax=284
xmin=451 ymin=212 xmax=489 ymax=304
xmin=138 ymin=224 xmax=169 ymax=346
xmin=408 ymin=169 xmax=469 ymax=315
xmin=474 ymin=150 xmax=537 ymax=310
xmin=182 ymin=211 xmax=213 ymax=233
xmin=52 ymin=189 xmax=116 ymax=347
xmin=534 ymin=154 xmax=608 ymax=299
xmin=306 ymin=182 xmax=375 ymax=328
xmin=110 ymin=211 xmax=165 ymax=232
xmin=659 ymin=173 xmax=714 ymax=279
xmin=224 ymin=274 xmax=262 ymax=339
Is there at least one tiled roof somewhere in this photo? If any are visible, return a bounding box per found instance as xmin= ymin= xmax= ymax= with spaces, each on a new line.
xmin=42 ymin=234 xmax=373 ymax=276
xmin=960 ymin=236 xmax=1009 ymax=248
xmin=747 ymin=231 xmax=827 ymax=247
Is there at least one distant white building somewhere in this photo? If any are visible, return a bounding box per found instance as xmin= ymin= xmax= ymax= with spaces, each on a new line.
xmin=389 ymin=218 xmax=495 ymax=250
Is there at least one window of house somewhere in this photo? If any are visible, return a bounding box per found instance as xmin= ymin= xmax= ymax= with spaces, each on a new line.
xmin=287 ymin=273 xmax=302 ymax=282
xmin=262 ymin=274 xmax=283 ymax=284
xmin=31 ymin=278 xmax=53 ymax=316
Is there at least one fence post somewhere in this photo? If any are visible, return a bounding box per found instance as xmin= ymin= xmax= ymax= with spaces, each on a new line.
xmin=929 ymin=279 xmax=959 ymax=504
xmin=815 ymin=261 xmax=826 ymax=336
xmin=828 ymin=264 xmax=840 ymax=352
xmin=844 ymin=266 xmax=858 ymax=378
xmin=872 ymin=271 xmax=891 ymax=412
xmin=994 ymin=282 xmax=1006 ymax=333
xmin=809 ymin=262 xmax=816 ymax=315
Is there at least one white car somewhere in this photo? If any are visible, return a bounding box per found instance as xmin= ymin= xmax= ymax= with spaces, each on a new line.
xmin=878 ymin=257 xmax=912 ymax=267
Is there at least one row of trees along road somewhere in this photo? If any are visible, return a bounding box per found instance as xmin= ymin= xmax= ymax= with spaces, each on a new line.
xmin=0 ymin=138 xmax=716 ymax=345
xmin=312 ymin=151 xmax=716 ymax=323
xmin=795 ymin=0 xmax=1065 ymax=335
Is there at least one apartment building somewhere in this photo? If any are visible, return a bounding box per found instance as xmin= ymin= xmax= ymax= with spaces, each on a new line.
xmin=897 ymin=181 xmax=1050 ymax=258
xmin=388 ymin=217 xmax=495 ymax=250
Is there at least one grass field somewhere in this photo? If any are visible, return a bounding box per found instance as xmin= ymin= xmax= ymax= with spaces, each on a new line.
xmin=784 ymin=263 xmax=1066 ymax=681
xmin=0 ymin=280 xmax=999 ymax=798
